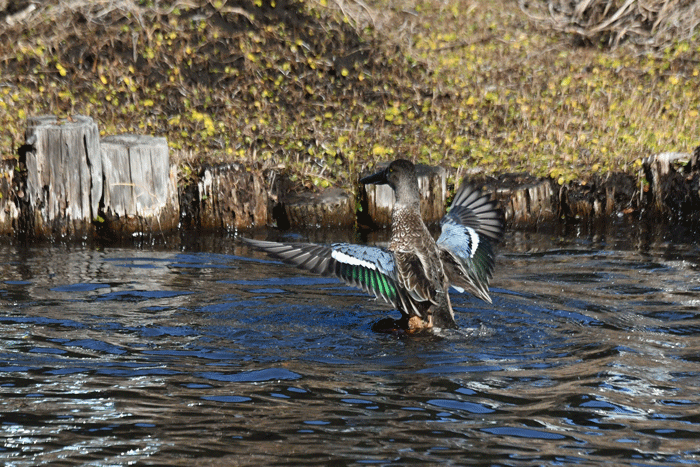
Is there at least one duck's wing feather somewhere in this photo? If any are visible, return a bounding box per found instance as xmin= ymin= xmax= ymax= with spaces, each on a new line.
xmin=443 ymin=183 xmax=503 ymax=243
xmin=437 ymin=222 xmax=495 ymax=302
xmin=437 ymin=184 xmax=503 ymax=302
xmin=242 ymin=238 xmax=404 ymax=308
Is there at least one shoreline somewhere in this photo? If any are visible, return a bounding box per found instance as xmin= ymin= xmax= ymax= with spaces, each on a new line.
xmin=2 ymin=120 xmax=698 ymax=242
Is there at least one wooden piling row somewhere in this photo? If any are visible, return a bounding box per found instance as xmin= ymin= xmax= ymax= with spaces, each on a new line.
xmin=1 ymin=114 xmax=698 ymax=240
xmin=14 ymin=116 xmax=179 ymax=240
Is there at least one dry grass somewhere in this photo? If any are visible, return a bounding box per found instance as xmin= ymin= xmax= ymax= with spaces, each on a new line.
xmin=519 ymin=0 xmax=700 ymax=49
xmin=1 ymin=0 xmax=698 ymax=191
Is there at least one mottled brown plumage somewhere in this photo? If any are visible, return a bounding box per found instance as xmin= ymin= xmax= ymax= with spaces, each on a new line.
xmin=364 ymin=160 xmax=455 ymax=330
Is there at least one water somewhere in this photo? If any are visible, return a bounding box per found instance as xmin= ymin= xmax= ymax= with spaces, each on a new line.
xmin=1 ymin=224 xmax=699 ymax=466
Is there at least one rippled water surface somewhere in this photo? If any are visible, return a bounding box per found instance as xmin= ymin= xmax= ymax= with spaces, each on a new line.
xmin=1 ymin=225 xmax=699 ymax=466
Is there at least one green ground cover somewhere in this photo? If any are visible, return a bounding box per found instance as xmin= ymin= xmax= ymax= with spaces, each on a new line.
xmin=1 ymin=0 xmax=697 ymax=190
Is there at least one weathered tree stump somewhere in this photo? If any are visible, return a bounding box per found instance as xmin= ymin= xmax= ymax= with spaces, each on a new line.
xmin=282 ymin=187 xmax=355 ymax=228
xmin=489 ymin=174 xmax=557 ymax=228
xmin=361 ymin=163 xmax=446 ymax=228
xmin=198 ymin=163 xmax=271 ymax=230
xmin=100 ymin=134 xmax=178 ymax=236
xmin=0 ymin=159 xmax=18 ymax=236
xmin=23 ymin=115 xmax=102 ymax=238
xmin=643 ymin=149 xmax=700 ymax=222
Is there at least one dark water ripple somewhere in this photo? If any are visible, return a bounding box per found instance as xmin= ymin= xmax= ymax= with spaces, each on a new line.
xmin=0 ymin=226 xmax=699 ymax=466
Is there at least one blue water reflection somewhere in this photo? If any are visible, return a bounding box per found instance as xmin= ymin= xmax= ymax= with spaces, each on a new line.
xmin=0 ymin=226 xmax=698 ymax=465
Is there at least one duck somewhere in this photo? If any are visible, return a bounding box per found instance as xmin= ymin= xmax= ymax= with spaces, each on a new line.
xmin=242 ymin=159 xmax=504 ymax=332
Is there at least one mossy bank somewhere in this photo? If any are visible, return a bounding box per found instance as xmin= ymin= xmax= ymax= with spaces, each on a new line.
xmin=1 ymin=0 xmax=698 ymax=237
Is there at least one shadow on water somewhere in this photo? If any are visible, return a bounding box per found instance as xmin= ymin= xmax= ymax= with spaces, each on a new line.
xmin=0 ymin=221 xmax=699 ymax=465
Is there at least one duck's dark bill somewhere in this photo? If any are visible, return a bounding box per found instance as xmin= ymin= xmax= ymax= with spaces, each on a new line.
xmin=360 ymin=168 xmax=387 ymax=185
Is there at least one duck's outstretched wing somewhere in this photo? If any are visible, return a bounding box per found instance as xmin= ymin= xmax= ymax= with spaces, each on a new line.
xmin=242 ymin=238 xmax=403 ymax=308
xmin=437 ymin=184 xmax=504 ymax=302
xmin=444 ymin=183 xmax=503 ymax=243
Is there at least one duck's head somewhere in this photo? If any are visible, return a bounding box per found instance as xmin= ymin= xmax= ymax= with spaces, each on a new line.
xmin=360 ymin=159 xmax=416 ymax=191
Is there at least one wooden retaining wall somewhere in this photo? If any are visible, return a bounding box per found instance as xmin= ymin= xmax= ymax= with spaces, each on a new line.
xmin=2 ymin=115 xmax=698 ymax=240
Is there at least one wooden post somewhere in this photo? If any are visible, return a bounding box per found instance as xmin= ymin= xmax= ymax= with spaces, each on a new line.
xmin=198 ymin=163 xmax=270 ymax=230
xmin=23 ymin=115 xmax=102 ymax=238
xmin=283 ymin=188 xmax=355 ymax=228
xmin=491 ymin=175 xmax=556 ymax=228
xmin=642 ymin=150 xmax=700 ymax=221
xmin=417 ymin=164 xmax=447 ymax=224
xmin=643 ymin=152 xmax=691 ymax=215
xmin=0 ymin=159 xmax=18 ymax=236
xmin=100 ymin=134 xmax=178 ymax=236
xmin=362 ymin=163 xmax=446 ymax=228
